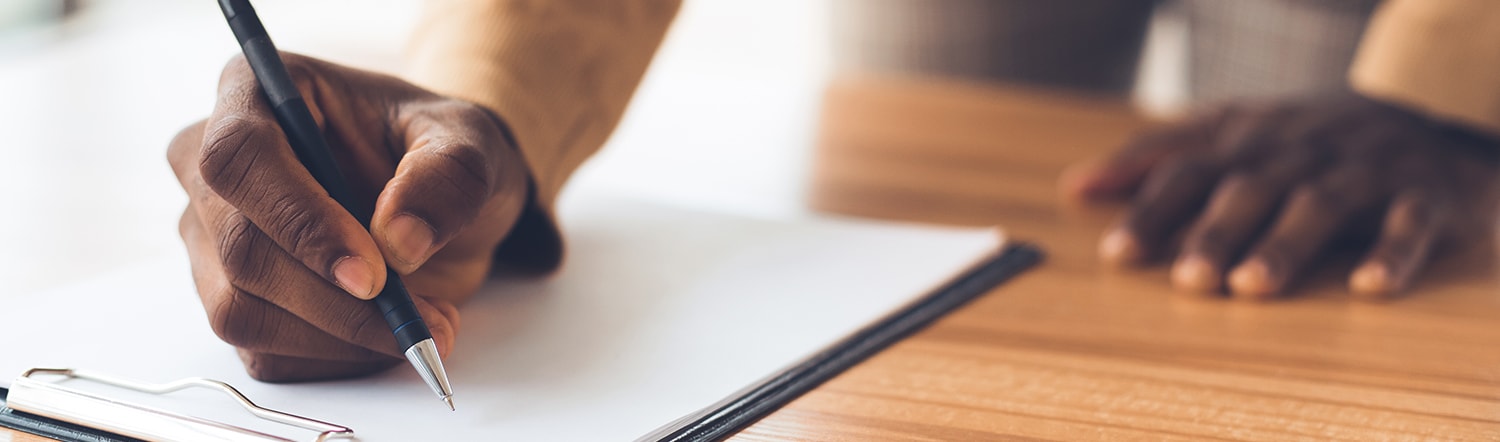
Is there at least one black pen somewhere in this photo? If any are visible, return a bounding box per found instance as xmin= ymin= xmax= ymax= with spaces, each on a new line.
xmin=215 ymin=0 xmax=455 ymax=410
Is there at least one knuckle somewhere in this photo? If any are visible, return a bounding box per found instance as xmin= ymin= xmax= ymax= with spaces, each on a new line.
xmin=1214 ymin=172 xmax=1279 ymax=202
xmin=216 ymin=214 xmax=275 ymax=288
xmin=1387 ymin=193 xmax=1442 ymax=233
xmin=262 ymin=192 xmax=334 ymax=261
xmin=1162 ymin=152 xmax=1216 ymax=174
xmin=420 ymin=141 xmax=496 ymax=203
xmin=1388 ymin=204 xmax=1423 ymax=232
xmin=223 ymin=52 xmax=314 ymax=84
xmin=1289 ymin=182 xmax=1344 ymax=212
xmin=1217 ymin=173 xmax=1260 ymax=194
xmin=220 ymin=54 xmax=252 ymax=80
xmin=432 ymin=99 xmax=492 ymax=125
xmin=207 ymin=288 xmax=261 ymax=349
xmin=199 ymin=117 xmax=273 ymax=198
xmin=219 ymin=53 xmax=316 ymax=105
xmin=1187 ymin=226 xmax=1229 ymax=250
xmin=217 ymin=56 xmax=263 ymax=104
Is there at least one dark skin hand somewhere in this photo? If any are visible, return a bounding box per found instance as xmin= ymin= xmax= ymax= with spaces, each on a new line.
xmin=167 ymin=53 xmax=531 ymax=381
xmin=1061 ymin=96 xmax=1500 ymax=300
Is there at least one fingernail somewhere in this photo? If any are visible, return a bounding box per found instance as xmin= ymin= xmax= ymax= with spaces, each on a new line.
xmin=1228 ymin=260 xmax=1276 ymax=300
xmin=388 ymin=214 xmax=436 ymax=267
xmin=1350 ymin=263 xmax=1391 ymax=298
xmin=1172 ymin=255 xmax=1220 ymax=293
xmin=333 ymin=256 xmax=377 ymax=299
xmin=1099 ymin=229 xmax=1144 ymax=265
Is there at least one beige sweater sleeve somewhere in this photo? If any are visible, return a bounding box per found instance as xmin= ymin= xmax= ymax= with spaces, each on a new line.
xmin=403 ymin=0 xmax=680 ymax=270
xmin=1349 ymin=0 xmax=1500 ymax=135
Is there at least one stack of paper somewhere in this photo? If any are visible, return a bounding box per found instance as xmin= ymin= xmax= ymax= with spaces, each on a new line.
xmin=1 ymin=194 xmax=1001 ymax=440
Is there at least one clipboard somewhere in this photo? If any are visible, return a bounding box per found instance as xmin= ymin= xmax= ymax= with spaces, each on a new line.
xmin=0 ymin=368 xmax=353 ymax=442
xmin=2 ymin=194 xmax=1041 ymax=441
xmin=0 ymin=244 xmax=1041 ymax=442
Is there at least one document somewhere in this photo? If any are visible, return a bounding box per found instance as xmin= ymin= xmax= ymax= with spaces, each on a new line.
xmin=0 ymin=193 xmax=1002 ymax=440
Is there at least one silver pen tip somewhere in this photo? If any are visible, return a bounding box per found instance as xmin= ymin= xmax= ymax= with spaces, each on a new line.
xmin=403 ymin=339 xmax=456 ymax=410
xmin=444 ymin=395 xmax=455 ymax=411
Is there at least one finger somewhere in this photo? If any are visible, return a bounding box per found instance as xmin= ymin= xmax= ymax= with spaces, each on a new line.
xmin=198 ymin=56 xmax=386 ymax=299
xmin=1172 ymin=151 xmax=1323 ymax=292
xmin=1099 ymin=154 xmax=1220 ymax=265
xmin=195 ymin=194 xmax=468 ymax=357
xmin=1170 ymin=175 xmax=1281 ymax=293
xmin=1350 ymin=190 xmax=1449 ymax=299
xmin=188 ymin=203 xmax=460 ymax=362
xmin=371 ymin=100 xmax=527 ymax=274
xmin=1229 ymin=165 xmax=1385 ymax=299
xmin=237 ymin=349 xmax=401 ymax=383
xmin=1061 ymin=108 xmax=1230 ymax=201
xmin=411 ymin=294 xmax=460 ymax=359
xmin=181 ymin=206 xmax=400 ymax=360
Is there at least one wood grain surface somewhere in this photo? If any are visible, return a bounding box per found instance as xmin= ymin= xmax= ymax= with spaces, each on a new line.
xmin=732 ymin=75 xmax=1500 ymax=441
xmin=0 ymin=428 xmax=55 ymax=442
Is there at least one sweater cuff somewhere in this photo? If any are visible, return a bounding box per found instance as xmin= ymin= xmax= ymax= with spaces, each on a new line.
xmin=1348 ymin=0 xmax=1500 ymax=136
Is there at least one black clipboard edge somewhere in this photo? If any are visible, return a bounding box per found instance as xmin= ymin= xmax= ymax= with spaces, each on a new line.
xmin=651 ymin=241 xmax=1045 ymax=442
xmin=0 ymin=387 xmax=141 ymax=442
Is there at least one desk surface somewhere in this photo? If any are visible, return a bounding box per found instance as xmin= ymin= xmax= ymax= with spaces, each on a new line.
xmin=733 ymin=76 xmax=1500 ymax=440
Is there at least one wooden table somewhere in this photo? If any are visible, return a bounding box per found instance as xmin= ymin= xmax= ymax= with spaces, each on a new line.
xmin=733 ymin=76 xmax=1500 ymax=440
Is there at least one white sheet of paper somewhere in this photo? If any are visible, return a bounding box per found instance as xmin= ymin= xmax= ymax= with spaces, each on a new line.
xmin=1 ymin=194 xmax=1000 ymax=441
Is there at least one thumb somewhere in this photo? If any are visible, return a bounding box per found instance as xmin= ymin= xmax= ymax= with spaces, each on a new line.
xmin=371 ymin=101 xmax=528 ymax=274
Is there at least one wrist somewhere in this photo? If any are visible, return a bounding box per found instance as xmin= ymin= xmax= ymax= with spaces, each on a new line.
xmin=462 ymin=101 xmax=564 ymax=274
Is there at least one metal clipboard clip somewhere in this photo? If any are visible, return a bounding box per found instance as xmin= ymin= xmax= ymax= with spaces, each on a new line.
xmin=5 ymin=368 xmax=354 ymax=442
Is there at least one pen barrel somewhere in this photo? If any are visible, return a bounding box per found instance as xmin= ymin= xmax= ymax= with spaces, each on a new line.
xmin=373 ymin=268 xmax=434 ymax=351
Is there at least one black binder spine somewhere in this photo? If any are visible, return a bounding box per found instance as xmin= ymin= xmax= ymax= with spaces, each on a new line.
xmin=655 ymin=242 xmax=1045 ymax=442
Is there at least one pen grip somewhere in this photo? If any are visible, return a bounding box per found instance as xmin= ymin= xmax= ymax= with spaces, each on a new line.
xmin=373 ymin=268 xmax=434 ymax=352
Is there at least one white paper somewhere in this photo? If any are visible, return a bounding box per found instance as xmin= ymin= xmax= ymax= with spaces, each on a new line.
xmin=1 ymin=194 xmax=1000 ymax=441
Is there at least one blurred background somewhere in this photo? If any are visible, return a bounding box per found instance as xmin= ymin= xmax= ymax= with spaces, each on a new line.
xmin=0 ymin=0 xmax=1374 ymax=294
